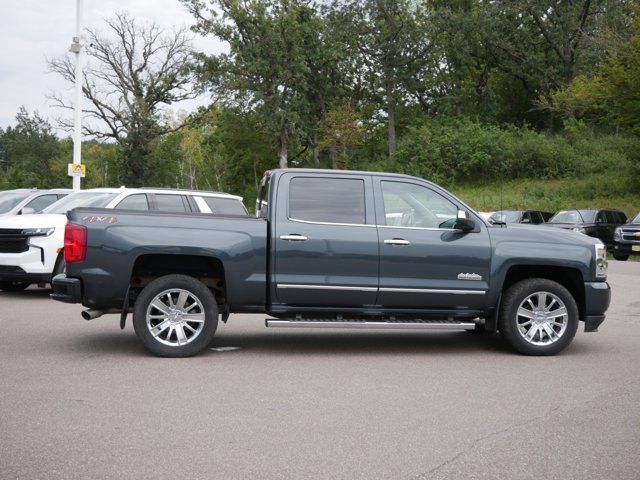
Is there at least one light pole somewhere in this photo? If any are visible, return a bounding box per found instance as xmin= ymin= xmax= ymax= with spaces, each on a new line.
xmin=69 ymin=0 xmax=84 ymax=190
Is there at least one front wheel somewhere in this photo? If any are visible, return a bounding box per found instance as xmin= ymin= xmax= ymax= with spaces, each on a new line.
xmin=132 ymin=274 xmax=219 ymax=357
xmin=499 ymin=278 xmax=578 ymax=356
xmin=613 ymin=254 xmax=629 ymax=261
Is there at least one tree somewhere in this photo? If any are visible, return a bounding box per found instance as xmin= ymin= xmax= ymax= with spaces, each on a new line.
xmin=0 ymin=107 xmax=62 ymax=188
xmin=551 ymin=11 xmax=640 ymax=135
xmin=184 ymin=0 xmax=321 ymax=169
xmin=334 ymin=0 xmax=428 ymax=159
xmin=48 ymin=13 xmax=196 ymax=186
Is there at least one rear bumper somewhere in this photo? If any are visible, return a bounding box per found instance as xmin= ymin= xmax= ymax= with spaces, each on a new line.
xmin=51 ymin=274 xmax=82 ymax=303
xmin=583 ymin=281 xmax=610 ymax=332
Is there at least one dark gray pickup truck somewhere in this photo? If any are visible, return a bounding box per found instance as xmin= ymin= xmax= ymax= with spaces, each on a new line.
xmin=52 ymin=169 xmax=611 ymax=357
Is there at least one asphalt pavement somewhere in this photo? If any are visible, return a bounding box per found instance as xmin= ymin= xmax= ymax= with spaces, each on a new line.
xmin=1 ymin=261 xmax=639 ymax=480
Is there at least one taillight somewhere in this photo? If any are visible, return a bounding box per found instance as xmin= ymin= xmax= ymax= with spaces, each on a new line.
xmin=64 ymin=223 xmax=87 ymax=263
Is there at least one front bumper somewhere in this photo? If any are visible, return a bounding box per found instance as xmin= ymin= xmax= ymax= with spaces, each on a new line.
xmin=0 ymin=265 xmax=51 ymax=284
xmin=583 ymin=281 xmax=611 ymax=332
xmin=51 ymin=274 xmax=82 ymax=304
xmin=612 ymin=241 xmax=640 ymax=256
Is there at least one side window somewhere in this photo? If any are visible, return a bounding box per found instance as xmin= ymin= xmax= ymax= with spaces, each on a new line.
xmin=604 ymin=211 xmax=615 ymax=224
xmin=521 ymin=211 xmax=533 ymax=223
xmin=154 ymin=194 xmax=189 ymax=212
xmin=116 ymin=194 xmax=149 ymax=211
xmin=24 ymin=194 xmax=59 ymax=212
xmin=531 ymin=211 xmax=544 ymax=224
xmin=596 ymin=211 xmax=607 ymax=223
xmin=202 ymin=197 xmax=247 ymax=216
xmin=289 ymin=177 xmax=365 ymax=224
xmin=381 ymin=181 xmax=457 ymax=229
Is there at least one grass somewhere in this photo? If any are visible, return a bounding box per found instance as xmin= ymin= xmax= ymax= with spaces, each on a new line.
xmin=452 ymin=171 xmax=640 ymax=217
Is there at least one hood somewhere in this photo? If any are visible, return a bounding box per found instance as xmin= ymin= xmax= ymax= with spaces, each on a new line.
xmin=0 ymin=213 xmax=66 ymax=230
xmin=495 ymin=222 xmax=600 ymax=247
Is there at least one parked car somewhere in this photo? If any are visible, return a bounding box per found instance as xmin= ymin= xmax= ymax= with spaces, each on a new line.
xmin=489 ymin=210 xmax=554 ymax=224
xmin=0 ymin=187 xmax=246 ymax=292
xmin=543 ymin=209 xmax=627 ymax=247
xmin=477 ymin=211 xmax=494 ymax=221
xmin=612 ymin=212 xmax=640 ymax=261
xmin=0 ymin=189 xmax=71 ymax=216
xmin=52 ymin=169 xmax=610 ymax=358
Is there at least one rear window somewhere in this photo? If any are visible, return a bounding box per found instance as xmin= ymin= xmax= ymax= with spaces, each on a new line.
xmin=202 ymin=197 xmax=247 ymax=216
xmin=289 ymin=177 xmax=366 ymax=225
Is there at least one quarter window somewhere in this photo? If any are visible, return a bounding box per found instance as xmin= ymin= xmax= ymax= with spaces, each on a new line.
xmin=381 ymin=181 xmax=457 ymax=228
xmin=203 ymin=197 xmax=247 ymax=216
xmin=289 ymin=177 xmax=366 ymax=224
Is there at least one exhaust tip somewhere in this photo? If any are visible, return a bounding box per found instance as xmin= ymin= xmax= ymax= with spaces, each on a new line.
xmin=82 ymin=309 xmax=104 ymax=321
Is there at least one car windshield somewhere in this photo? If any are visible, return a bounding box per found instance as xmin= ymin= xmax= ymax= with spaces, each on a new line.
xmin=42 ymin=192 xmax=118 ymax=214
xmin=549 ymin=210 xmax=592 ymax=223
xmin=0 ymin=192 xmax=32 ymax=213
xmin=632 ymin=212 xmax=640 ymax=224
xmin=490 ymin=211 xmax=521 ymax=223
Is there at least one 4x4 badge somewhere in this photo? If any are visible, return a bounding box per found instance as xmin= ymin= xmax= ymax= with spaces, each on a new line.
xmin=457 ymin=273 xmax=482 ymax=281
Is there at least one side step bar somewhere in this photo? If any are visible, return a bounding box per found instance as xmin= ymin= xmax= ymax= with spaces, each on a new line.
xmin=265 ymin=319 xmax=477 ymax=330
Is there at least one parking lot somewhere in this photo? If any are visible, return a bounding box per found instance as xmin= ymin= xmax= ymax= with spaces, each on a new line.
xmin=0 ymin=261 xmax=638 ymax=479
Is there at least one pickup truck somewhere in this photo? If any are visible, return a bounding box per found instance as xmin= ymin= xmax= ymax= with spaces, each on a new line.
xmin=51 ymin=169 xmax=611 ymax=357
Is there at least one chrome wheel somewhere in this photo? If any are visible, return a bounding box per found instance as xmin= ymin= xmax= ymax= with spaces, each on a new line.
xmin=145 ymin=288 xmax=206 ymax=347
xmin=516 ymin=291 xmax=568 ymax=346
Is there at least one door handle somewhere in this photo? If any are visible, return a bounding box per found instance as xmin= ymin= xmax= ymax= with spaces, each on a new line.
xmin=280 ymin=234 xmax=308 ymax=241
xmin=384 ymin=238 xmax=410 ymax=246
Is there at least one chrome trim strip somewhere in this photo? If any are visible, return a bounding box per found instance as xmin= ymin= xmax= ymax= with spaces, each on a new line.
xmin=379 ymin=287 xmax=486 ymax=295
xmin=288 ymin=217 xmax=376 ymax=228
xmin=377 ymin=225 xmax=457 ymax=232
xmin=266 ymin=320 xmax=476 ymax=330
xmin=277 ymin=284 xmax=378 ymax=292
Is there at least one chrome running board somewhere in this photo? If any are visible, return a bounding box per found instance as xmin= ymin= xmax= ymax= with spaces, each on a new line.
xmin=265 ymin=318 xmax=476 ymax=330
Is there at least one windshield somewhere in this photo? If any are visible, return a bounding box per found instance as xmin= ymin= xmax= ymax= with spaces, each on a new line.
xmin=490 ymin=211 xmax=521 ymax=223
xmin=0 ymin=192 xmax=32 ymax=213
xmin=549 ymin=210 xmax=591 ymax=224
xmin=42 ymin=192 xmax=118 ymax=214
xmin=632 ymin=212 xmax=640 ymax=224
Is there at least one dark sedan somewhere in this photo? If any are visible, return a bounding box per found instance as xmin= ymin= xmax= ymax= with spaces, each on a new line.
xmin=612 ymin=212 xmax=640 ymax=261
xmin=489 ymin=210 xmax=554 ymax=224
xmin=543 ymin=209 xmax=627 ymax=247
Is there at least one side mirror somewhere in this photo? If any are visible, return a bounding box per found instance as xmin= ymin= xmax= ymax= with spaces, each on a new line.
xmin=19 ymin=207 xmax=36 ymax=215
xmin=455 ymin=217 xmax=476 ymax=232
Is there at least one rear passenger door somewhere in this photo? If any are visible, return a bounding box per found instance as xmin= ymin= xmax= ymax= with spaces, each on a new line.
xmin=273 ymin=173 xmax=379 ymax=308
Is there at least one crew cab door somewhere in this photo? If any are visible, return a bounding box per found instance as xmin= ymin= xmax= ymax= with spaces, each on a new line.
xmin=374 ymin=177 xmax=491 ymax=310
xmin=273 ymin=173 xmax=379 ymax=307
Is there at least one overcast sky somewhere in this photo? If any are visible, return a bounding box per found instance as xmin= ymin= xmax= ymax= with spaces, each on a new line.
xmin=0 ymin=0 xmax=224 ymax=134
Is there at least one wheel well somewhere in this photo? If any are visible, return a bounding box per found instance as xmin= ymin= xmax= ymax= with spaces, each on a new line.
xmin=130 ymin=254 xmax=226 ymax=305
xmin=502 ymin=265 xmax=585 ymax=320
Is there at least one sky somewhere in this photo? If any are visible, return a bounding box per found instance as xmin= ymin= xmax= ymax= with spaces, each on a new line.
xmin=0 ymin=0 xmax=224 ymax=134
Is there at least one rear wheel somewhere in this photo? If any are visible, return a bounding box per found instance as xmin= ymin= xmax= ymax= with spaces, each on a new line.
xmin=613 ymin=254 xmax=629 ymax=261
xmin=0 ymin=281 xmax=30 ymax=292
xmin=499 ymin=278 xmax=578 ymax=356
xmin=133 ymin=274 xmax=218 ymax=357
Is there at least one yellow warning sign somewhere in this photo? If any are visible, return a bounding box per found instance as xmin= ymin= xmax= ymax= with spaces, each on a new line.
xmin=68 ymin=163 xmax=86 ymax=177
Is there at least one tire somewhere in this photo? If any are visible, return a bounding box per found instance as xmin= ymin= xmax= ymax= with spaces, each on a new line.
xmin=132 ymin=274 xmax=219 ymax=357
xmin=499 ymin=278 xmax=579 ymax=356
xmin=613 ymin=254 xmax=629 ymax=261
xmin=0 ymin=281 xmax=30 ymax=292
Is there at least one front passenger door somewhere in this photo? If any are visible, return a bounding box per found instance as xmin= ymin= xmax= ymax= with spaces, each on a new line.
xmin=375 ymin=178 xmax=491 ymax=310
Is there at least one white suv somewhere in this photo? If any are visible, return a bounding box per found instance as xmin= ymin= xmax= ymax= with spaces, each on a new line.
xmin=0 ymin=187 xmax=246 ymax=291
